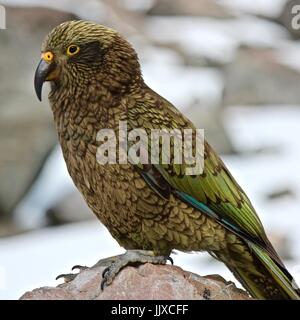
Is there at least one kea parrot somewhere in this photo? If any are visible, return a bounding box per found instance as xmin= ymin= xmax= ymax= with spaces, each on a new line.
xmin=34 ymin=20 xmax=300 ymax=299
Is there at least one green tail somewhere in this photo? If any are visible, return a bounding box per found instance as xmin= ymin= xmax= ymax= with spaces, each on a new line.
xmin=214 ymin=242 xmax=300 ymax=300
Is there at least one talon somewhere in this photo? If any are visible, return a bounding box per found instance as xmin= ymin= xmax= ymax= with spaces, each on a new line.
xmin=167 ymin=256 xmax=174 ymax=265
xmin=101 ymin=278 xmax=107 ymax=291
xmin=102 ymin=266 xmax=110 ymax=278
xmin=55 ymin=274 xmax=66 ymax=281
xmin=55 ymin=273 xmax=78 ymax=283
xmin=72 ymin=264 xmax=87 ymax=271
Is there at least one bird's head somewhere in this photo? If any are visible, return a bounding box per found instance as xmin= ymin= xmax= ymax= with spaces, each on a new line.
xmin=34 ymin=20 xmax=142 ymax=101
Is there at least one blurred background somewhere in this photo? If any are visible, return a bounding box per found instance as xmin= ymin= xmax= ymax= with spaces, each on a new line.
xmin=1 ymin=0 xmax=300 ymax=299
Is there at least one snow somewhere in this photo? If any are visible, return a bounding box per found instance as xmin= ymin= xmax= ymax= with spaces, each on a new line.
xmin=223 ymin=106 xmax=300 ymax=257
xmin=13 ymin=145 xmax=75 ymax=230
xmin=145 ymin=17 xmax=238 ymax=64
xmin=118 ymin=0 xmax=155 ymax=12
xmin=0 ymin=221 xmax=120 ymax=299
xmin=0 ymin=0 xmax=109 ymax=21
xmin=145 ymin=16 xmax=289 ymax=64
xmin=138 ymin=45 xmax=225 ymax=109
xmin=219 ymin=0 xmax=288 ymax=17
xmin=1 ymin=0 xmax=288 ymax=19
xmin=276 ymin=40 xmax=300 ymax=72
xmin=143 ymin=65 xmax=224 ymax=109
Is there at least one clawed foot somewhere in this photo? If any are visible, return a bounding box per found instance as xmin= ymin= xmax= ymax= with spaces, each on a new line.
xmin=100 ymin=250 xmax=173 ymax=290
xmin=55 ymin=265 xmax=88 ymax=283
xmin=56 ymin=250 xmax=173 ymax=290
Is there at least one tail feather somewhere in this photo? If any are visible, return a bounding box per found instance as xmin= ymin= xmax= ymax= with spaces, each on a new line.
xmin=212 ymin=242 xmax=300 ymax=300
xmin=248 ymin=243 xmax=300 ymax=300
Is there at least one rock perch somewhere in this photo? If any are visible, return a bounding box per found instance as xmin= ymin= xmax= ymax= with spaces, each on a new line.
xmin=20 ymin=264 xmax=251 ymax=300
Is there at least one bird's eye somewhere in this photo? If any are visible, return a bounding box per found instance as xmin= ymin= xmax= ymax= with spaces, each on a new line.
xmin=67 ymin=45 xmax=80 ymax=56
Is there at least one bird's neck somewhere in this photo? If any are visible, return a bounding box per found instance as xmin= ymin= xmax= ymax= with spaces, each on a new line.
xmin=49 ymin=79 xmax=145 ymax=144
xmin=49 ymin=68 xmax=143 ymax=112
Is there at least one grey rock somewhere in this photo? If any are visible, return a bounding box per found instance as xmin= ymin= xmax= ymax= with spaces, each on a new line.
xmin=47 ymin=191 xmax=96 ymax=225
xmin=184 ymin=103 xmax=235 ymax=155
xmin=20 ymin=263 xmax=252 ymax=300
xmin=223 ymin=47 xmax=300 ymax=106
xmin=147 ymin=0 xmax=232 ymax=18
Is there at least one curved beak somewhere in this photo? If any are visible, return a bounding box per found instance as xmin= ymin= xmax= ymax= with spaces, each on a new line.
xmin=34 ymin=59 xmax=56 ymax=101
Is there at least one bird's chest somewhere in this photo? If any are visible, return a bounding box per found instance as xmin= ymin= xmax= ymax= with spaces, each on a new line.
xmin=56 ymin=105 xmax=119 ymax=190
xmin=54 ymin=105 xmax=142 ymax=220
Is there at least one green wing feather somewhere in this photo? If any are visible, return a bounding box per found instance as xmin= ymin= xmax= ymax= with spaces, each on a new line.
xmin=127 ymin=90 xmax=270 ymax=251
xmin=159 ymin=142 xmax=266 ymax=240
xmin=126 ymin=86 xmax=300 ymax=299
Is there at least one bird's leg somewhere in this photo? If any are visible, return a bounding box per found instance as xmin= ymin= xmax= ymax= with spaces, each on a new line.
xmin=100 ymin=250 xmax=173 ymax=290
xmin=56 ymin=250 xmax=173 ymax=289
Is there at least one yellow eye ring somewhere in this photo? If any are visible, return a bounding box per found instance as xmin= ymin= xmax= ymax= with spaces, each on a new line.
xmin=67 ymin=45 xmax=80 ymax=56
xmin=42 ymin=51 xmax=54 ymax=63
